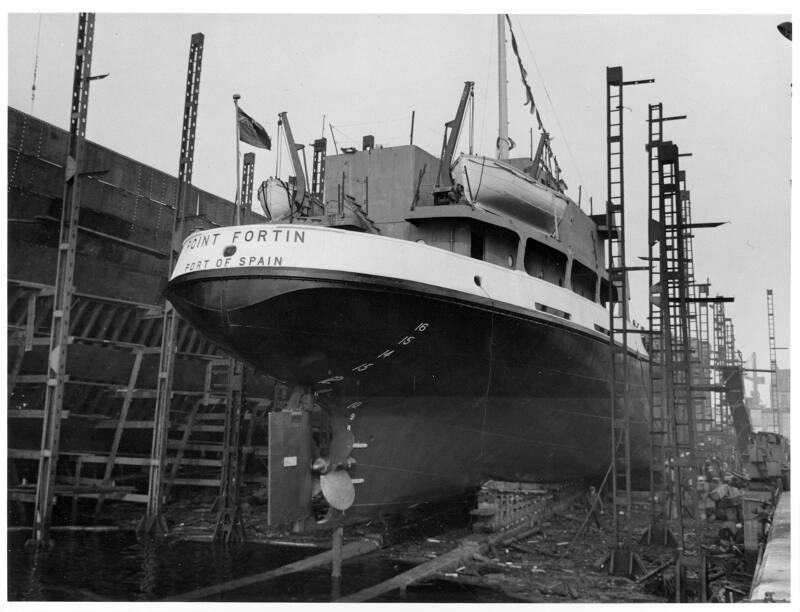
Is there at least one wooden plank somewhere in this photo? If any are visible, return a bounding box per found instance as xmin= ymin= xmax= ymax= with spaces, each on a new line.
xmin=58 ymin=453 xmax=153 ymax=466
xmin=163 ymin=399 xmax=203 ymax=501
xmin=193 ymin=413 xmax=227 ymax=421
xmin=6 ymin=336 xmax=51 ymax=347
xmin=166 ymin=441 xmax=223 ymax=452
xmin=25 ymin=292 xmax=36 ymax=350
xmin=95 ymin=349 xmax=143 ymax=520
xmin=339 ymin=540 xmax=483 ymax=603
xmin=8 ymin=448 xmax=43 ymax=459
xmin=166 ymin=457 xmax=222 ymax=467
xmin=78 ymin=299 xmax=106 ymax=337
xmin=338 ymin=486 xmax=583 ymax=603
xmin=94 ymin=420 xmax=155 ymax=430
xmin=8 ymin=490 xmax=36 ymax=502
xmin=169 ymin=478 xmax=221 ymax=487
xmin=174 ymin=424 xmax=225 ymax=432
xmin=71 ymin=457 xmax=84 ymax=524
xmin=15 ymin=374 xmax=48 ymax=384
xmin=7 ymin=336 xmax=29 ymax=398
xmin=163 ymin=539 xmax=380 ymax=601
xmin=8 ymin=409 xmax=71 ymax=419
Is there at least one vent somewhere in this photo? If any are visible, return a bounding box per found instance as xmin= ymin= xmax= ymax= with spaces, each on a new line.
xmin=534 ymin=302 xmax=571 ymax=321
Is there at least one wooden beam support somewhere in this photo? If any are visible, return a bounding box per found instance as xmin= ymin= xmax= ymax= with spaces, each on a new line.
xmin=163 ymin=539 xmax=380 ymax=601
xmin=94 ymin=349 xmax=143 ymax=520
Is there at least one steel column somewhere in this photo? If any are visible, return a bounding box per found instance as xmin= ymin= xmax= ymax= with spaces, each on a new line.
xmin=140 ymin=32 xmax=204 ymax=535
xmin=29 ymin=13 xmax=97 ymax=547
xmin=605 ymin=66 xmax=653 ymax=555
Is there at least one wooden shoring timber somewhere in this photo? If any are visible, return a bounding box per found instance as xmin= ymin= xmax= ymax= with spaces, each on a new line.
xmin=108 ymin=308 xmax=135 ymax=343
xmin=162 ymin=398 xmax=204 ymax=502
xmin=8 ymin=333 xmax=29 ymax=400
xmin=176 ymin=319 xmax=193 ymax=353
xmin=7 ymin=286 xmax=47 ymax=399
xmin=95 ymin=304 xmax=120 ymax=339
xmin=93 ymin=349 xmax=144 ymax=520
xmin=163 ymin=539 xmax=381 ymax=601
xmin=68 ymin=298 xmax=91 ymax=335
xmin=76 ymin=299 xmax=107 ymax=338
xmin=71 ymin=457 xmax=84 ymax=523
xmin=138 ymin=315 xmax=159 ymax=346
xmin=338 ymin=484 xmax=584 ymax=603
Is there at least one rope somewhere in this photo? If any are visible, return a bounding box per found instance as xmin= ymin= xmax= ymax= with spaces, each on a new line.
xmin=515 ymin=17 xmax=586 ymax=192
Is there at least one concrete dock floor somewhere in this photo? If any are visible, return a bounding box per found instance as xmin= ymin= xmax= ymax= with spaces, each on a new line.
xmin=749 ymin=491 xmax=791 ymax=603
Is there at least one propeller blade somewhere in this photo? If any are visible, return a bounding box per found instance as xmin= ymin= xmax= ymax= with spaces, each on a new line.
xmin=328 ymin=429 xmax=355 ymax=467
xmin=320 ymin=469 xmax=355 ymax=511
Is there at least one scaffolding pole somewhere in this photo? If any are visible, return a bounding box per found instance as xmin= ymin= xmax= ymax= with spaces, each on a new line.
xmin=604 ymin=66 xmax=652 ymax=566
xmin=29 ymin=13 xmax=98 ymax=548
xmin=212 ymin=148 xmax=250 ymax=543
xmin=766 ymin=289 xmax=781 ymax=434
xmin=140 ymin=32 xmax=204 ymax=535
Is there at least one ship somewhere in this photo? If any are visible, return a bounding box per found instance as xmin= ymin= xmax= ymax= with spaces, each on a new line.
xmin=164 ymin=16 xmax=652 ymax=524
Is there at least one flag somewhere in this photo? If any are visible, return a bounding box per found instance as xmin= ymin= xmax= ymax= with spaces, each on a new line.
xmin=505 ymin=15 xmax=537 ymax=119
xmin=237 ymin=106 xmax=271 ymax=150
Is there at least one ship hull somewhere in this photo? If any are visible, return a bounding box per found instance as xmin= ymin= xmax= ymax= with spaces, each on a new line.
xmin=167 ymin=266 xmax=651 ymax=521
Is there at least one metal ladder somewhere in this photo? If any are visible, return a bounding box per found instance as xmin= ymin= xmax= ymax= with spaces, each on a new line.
xmin=311 ymin=137 xmax=327 ymax=199
xmin=657 ymin=141 xmax=707 ymax=601
xmin=141 ymin=31 xmax=204 ymax=535
xmin=30 ymin=13 xmax=97 ymax=547
xmin=766 ymin=289 xmax=780 ymax=434
xmin=605 ymin=67 xmax=652 ymax=565
xmin=646 ymin=103 xmax=668 ymax=532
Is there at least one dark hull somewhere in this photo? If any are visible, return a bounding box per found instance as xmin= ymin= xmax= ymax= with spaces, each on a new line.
xmin=167 ymin=268 xmax=651 ymax=520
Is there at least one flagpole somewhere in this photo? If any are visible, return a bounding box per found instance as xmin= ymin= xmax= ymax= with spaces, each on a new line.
xmin=233 ymin=93 xmax=242 ymax=225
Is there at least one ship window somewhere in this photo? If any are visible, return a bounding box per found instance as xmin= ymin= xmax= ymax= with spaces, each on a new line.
xmin=524 ymin=238 xmax=567 ymax=287
xmin=470 ymin=231 xmax=484 ymax=260
xmin=571 ymin=260 xmax=597 ymax=299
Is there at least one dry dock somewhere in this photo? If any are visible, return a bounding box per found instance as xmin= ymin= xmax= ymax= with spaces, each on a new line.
xmin=749 ymin=491 xmax=791 ymax=603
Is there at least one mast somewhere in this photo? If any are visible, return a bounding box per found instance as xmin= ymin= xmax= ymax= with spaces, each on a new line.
xmin=497 ymin=15 xmax=509 ymax=160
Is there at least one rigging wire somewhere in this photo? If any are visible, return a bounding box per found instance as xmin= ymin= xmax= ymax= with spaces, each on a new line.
xmin=30 ymin=13 xmax=43 ymax=113
xmin=332 ymin=115 xmax=409 ymax=128
xmin=514 ymin=17 xmax=586 ymax=193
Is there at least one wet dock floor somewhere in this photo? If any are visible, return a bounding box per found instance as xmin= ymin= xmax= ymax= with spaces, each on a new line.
xmin=7 ymin=489 xmax=769 ymax=603
xmin=7 ymin=530 xmax=515 ymax=603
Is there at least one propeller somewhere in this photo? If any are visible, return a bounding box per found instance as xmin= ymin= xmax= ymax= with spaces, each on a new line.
xmin=328 ymin=429 xmax=354 ymax=466
xmin=311 ymin=428 xmax=357 ymax=513
xmin=320 ymin=469 xmax=355 ymax=511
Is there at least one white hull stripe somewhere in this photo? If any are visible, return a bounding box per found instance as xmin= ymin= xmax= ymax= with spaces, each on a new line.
xmin=172 ymin=224 xmax=648 ymax=355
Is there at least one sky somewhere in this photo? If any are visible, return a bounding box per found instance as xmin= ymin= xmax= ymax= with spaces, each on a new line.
xmin=5 ymin=10 xmax=793 ymax=408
